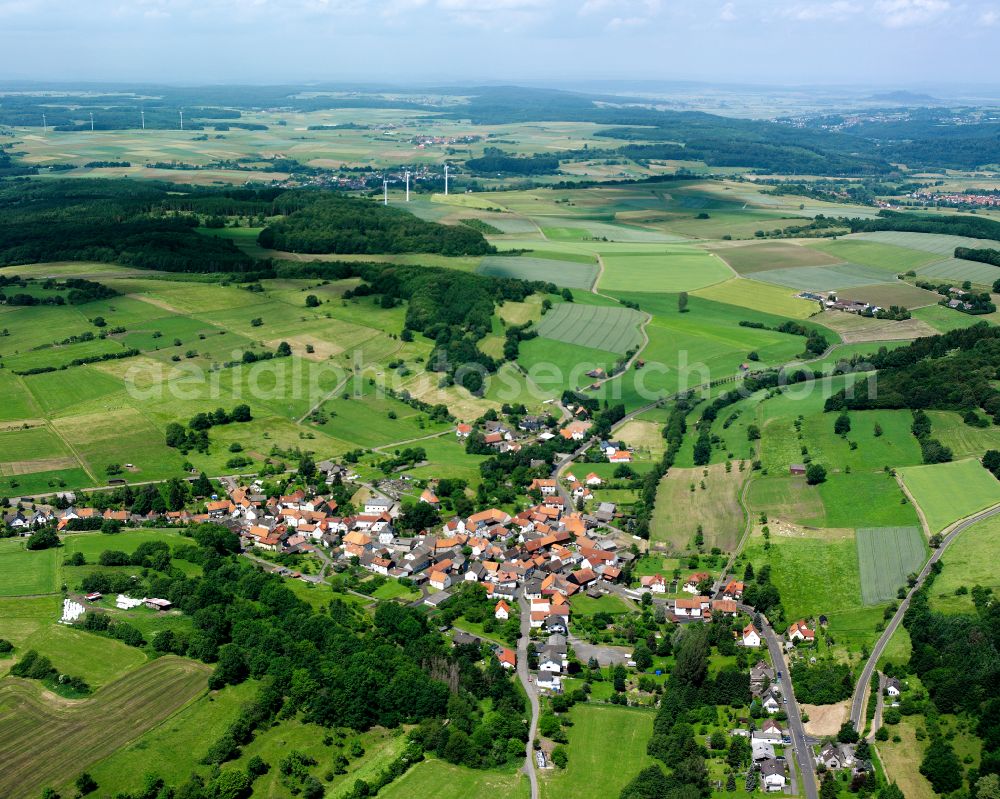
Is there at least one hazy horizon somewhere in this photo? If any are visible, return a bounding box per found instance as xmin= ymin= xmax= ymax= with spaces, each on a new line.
xmin=1 ymin=0 xmax=998 ymax=87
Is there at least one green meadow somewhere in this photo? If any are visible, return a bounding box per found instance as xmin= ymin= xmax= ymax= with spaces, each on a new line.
xmin=900 ymin=459 xmax=1000 ymax=534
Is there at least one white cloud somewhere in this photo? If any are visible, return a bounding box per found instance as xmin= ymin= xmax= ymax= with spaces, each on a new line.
xmin=783 ymin=1 xmax=862 ymax=21
xmin=874 ymin=0 xmax=950 ymax=27
xmin=719 ymin=2 xmax=737 ymax=21
xmin=979 ymin=7 xmax=999 ymax=24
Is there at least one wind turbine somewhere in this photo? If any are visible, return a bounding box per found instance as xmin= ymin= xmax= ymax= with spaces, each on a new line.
xmin=140 ymin=109 xmax=145 ymax=131
xmin=405 ymin=170 xmax=410 ymax=202
xmin=383 ymin=178 xmax=389 ymax=205
xmin=179 ymin=110 xmax=184 ymax=131
xmin=89 ymin=112 xmax=94 ymax=132
xmin=444 ymin=164 xmax=449 ymax=196
xmin=41 ymin=114 xmax=46 ymax=135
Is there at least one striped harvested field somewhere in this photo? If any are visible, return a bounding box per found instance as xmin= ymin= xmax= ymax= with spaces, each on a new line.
xmin=534 ymin=303 xmax=645 ymax=354
xmin=0 ymin=655 xmax=209 ymax=799
xmin=856 ymin=526 xmax=926 ymax=605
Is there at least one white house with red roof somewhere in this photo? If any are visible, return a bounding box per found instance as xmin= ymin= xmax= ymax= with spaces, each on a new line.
xmin=787 ymin=620 xmax=815 ymax=642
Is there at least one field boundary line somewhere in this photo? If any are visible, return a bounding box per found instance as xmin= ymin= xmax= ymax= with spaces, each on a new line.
xmin=43 ymin=419 xmax=98 ymax=484
xmin=894 ymin=473 xmax=930 ymax=538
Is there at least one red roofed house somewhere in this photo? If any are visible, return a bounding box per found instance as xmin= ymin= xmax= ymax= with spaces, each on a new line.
xmin=497 ymin=647 xmax=516 ymax=669
xmin=494 ymin=599 xmax=511 ymax=620
xmin=787 ymin=620 xmax=815 ymax=642
xmin=743 ymin=623 xmax=762 ymax=648
xmin=640 ymin=574 xmax=667 ymax=593
xmin=607 ymin=450 xmax=632 ymax=463
xmin=456 ymin=423 xmax=472 ymax=438
xmin=723 ymin=580 xmax=745 ymax=600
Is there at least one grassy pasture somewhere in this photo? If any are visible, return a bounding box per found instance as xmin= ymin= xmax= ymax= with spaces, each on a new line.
xmin=539 ymin=704 xmax=656 ymax=799
xmin=382 ymin=758 xmax=529 ymax=799
xmin=914 ymin=257 xmax=1000 ymax=285
xmin=809 ymin=240 xmax=940 ymax=272
xmin=750 ymin=262 xmax=901 ymax=291
xmin=0 ymin=539 xmax=60 ymax=597
xmin=650 ymin=464 xmax=745 ymax=553
xmin=855 ymin=526 xmax=926 ymax=605
xmin=744 ymin=527 xmax=871 ymax=633
xmin=598 ymin=249 xmax=732 ymax=293
xmin=600 ymin=292 xmax=828 ymax=407
xmin=0 ymin=656 xmax=210 ymax=799
xmin=61 ymin=528 xmax=189 ymax=562
xmin=77 ymin=680 xmax=258 ymax=797
xmin=23 ymin=366 xmax=126 ymax=416
xmin=0 ymin=373 xmax=41 ymax=421
xmin=518 ymin=336 xmax=619 ymax=392
xmin=692 ymin=277 xmax=819 ymax=319
xmin=930 ymin=513 xmax=1000 ymax=613
xmin=714 ymin=241 xmax=844 ymax=273
xmin=927 ymin=410 xmax=1000 ymax=459
xmin=477 ymin=255 xmax=598 ymax=289
xmin=747 ymin=476 xmax=826 ymax=524
xmin=899 ymin=458 xmax=1000 ymax=534
xmin=534 ymin=303 xmax=645 ymax=354
xmin=912 ymin=303 xmax=990 ymax=332
xmin=852 ymin=231 xmax=1000 ymax=256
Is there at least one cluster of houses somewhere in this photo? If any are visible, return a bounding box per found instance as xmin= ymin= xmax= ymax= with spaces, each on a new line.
xmin=798 ymin=292 xmax=884 ymax=316
xmin=636 ymin=573 xmax=745 ymax=623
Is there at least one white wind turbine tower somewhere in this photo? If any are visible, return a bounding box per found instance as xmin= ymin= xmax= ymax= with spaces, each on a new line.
xmin=444 ymin=164 xmax=449 ymax=196
xmin=41 ymin=114 xmax=47 ymax=135
xmin=179 ymin=110 xmax=184 ymax=131
xmin=89 ymin=112 xmax=94 ymax=131
xmin=383 ymin=178 xmax=389 ymax=205
xmin=405 ymin=170 xmax=410 ymax=202
xmin=140 ymin=109 xmax=145 ymax=130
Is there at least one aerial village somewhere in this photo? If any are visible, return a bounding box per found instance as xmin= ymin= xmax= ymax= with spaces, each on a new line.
xmin=3 ymin=406 xmax=884 ymax=791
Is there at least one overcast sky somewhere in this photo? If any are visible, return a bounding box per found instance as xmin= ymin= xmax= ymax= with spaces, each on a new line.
xmin=0 ymin=0 xmax=997 ymax=87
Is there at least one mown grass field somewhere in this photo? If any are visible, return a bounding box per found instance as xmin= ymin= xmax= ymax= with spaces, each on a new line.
xmin=0 ymin=539 xmax=60 ymax=597
xmin=0 ymin=656 xmax=210 ymax=799
xmin=598 ymin=249 xmax=732 ymax=293
xmin=539 ymin=704 xmax=655 ymax=799
xmin=856 ymin=526 xmax=926 ymax=605
xmin=899 ymin=458 xmax=1000 ymax=534
xmin=534 ymin=302 xmax=645 ymax=354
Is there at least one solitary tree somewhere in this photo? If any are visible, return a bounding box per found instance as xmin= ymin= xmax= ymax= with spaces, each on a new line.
xmin=678 ymin=292 xmax=689 ymax=313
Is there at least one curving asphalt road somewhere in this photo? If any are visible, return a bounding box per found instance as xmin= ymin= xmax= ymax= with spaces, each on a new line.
xmin=849 ymin=500 xmax=1000 ymax=730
